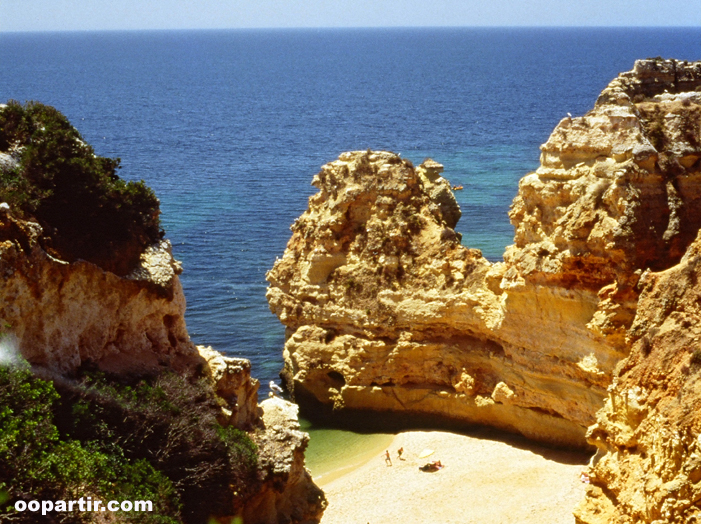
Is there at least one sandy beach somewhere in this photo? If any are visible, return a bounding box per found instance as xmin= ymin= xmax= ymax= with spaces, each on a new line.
xmin=317 ymin=430 xmax=590 ymax=524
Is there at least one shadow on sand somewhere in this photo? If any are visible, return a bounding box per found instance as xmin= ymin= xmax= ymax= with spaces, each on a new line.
xmin=295 ymin=392 xmax=593 ymax=467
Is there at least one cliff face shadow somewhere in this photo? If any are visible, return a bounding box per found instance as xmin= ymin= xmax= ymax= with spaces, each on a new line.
xmin=296 ymin=393 xmax=593 ymax=466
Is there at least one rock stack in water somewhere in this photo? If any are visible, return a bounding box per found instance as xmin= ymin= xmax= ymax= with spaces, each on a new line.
xmin=267 ymin=56 xmax=701 ymax=476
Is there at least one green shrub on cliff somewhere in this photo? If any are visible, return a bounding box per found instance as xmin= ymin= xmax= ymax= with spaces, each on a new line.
xmin=0 ymin=364 xmax=259 ymax=524
xmin=60 ymin=370 xmax=259 ymax=522
xmin=0 ymin=101 xmax=162 ymax=274
xmin=0 ymin=364 xmax=180 ymax=523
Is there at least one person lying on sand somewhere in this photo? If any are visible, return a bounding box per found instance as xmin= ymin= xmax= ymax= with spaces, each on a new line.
xmin=419 ymin=460 xmax=444 ymax=472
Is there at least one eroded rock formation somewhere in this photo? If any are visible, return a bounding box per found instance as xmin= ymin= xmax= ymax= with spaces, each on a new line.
xmin=243 ymin=397 xmax=327 ymax=524
xmin=570 ymin=59 xmax=701 ymax=524
xmin=574 ymin=233 xmax=701 ymax=523
xmin=267 ymin=58 xmax=701 ymax=450
xmin=200 ymin=346 xmax=326 ymax=524
xmin=0 ymin=210 xmax=198 ymax=373
xmin=0 ymin=205 xmax=325 ymax=523
xmin=0 ymin=101 xmax=325 ymax=522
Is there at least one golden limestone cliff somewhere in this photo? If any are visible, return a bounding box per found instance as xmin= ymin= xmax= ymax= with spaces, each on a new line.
xmin=199 ymin=346 xmax=326 ymax=524
xmin=267 ymin=58 xmax=701 ymax=450
xmin=574 ymin=233 xmax=701 ymax=523
xmin=0 ymin=206 xmax=198 ymax=373
xmin=0 ymin=208 xmax=325 ymax=524
xmin=0 ymin=118 xmax=324 ymax=522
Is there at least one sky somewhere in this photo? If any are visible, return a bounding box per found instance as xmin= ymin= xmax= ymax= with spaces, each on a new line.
xmin=1 ymin=0 xmax=700 ymax=31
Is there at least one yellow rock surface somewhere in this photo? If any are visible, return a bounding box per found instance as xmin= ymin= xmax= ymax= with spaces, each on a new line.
xmin=267 ymin=59 xmax=701 ymax=453
xmin=0 ymin=212 xmax=198 ymax=373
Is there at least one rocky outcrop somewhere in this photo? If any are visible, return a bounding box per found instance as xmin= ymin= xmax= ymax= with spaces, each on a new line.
xmin=200 ymin=346 xmax=326 ymax=524
xmin=574 ymin=233 xmax=701 ymax=524
xmin=0 ymin=98 xmax=325 ymax=523
xmin=198 ymin=344 xmax=261 ymax=428
xmin=243 ymin=397 xmax=327 ymax=524
xmin=596 ymin=58 xmax=701 ymax=105
xmin=0 ymin=208 xmax=325 ymax=523
xmin=565 ymin=59 xmax=701 ymax=524
xmin=267 ymin=59 xmax=701 ymax=449
xmin=0 ymin=209 xmax=198 ymax=374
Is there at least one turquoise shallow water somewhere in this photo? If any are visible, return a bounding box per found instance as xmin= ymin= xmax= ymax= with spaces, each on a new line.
xmin=1 ymin=30 xmax=699 ymax=456
xmin=299 ymin=417 xmax=394 ymax=485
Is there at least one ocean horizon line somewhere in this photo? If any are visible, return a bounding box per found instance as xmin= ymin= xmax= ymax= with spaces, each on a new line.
xmin=2 ymin=25 xmax=699 ymax=36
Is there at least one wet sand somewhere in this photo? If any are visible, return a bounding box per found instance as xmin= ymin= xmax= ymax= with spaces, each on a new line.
xmin=318 ymin=430 xmax=590 ymax=524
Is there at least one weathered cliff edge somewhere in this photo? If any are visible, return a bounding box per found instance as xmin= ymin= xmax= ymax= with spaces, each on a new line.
xmin=569 ymin=60 xmax=701 ymax=524
xmin=0 ymin=190 xmax=324 ymax=518
xmin=0 ymin=210 xmax=197 ymax=374
xmin=267 ymin=59 xmax=701 ymax=450
xmin=199 ymin=346 xmax=326 ymax=523
xmin=574 ymin=233 xmax=701 ymax=523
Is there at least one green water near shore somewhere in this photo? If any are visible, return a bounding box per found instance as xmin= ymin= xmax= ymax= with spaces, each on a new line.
xmin=300 ymin=417 xmax=394 ymax=486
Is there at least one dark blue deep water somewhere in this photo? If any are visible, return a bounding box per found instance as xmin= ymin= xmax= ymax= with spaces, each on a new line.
xmin=1 ymin=28 xmax=699 ymax=390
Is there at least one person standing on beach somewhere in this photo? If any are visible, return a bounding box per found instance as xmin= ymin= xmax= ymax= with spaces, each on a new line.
xmin=384 ymin=450 xmax=392 ymax=466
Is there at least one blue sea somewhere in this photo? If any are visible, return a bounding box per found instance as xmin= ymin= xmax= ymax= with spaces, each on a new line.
xmin=1 ymin=27 xmax=699 ymax=395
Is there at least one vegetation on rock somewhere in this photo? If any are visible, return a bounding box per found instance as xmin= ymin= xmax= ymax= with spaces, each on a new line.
xmin=0 ymin=362 xmax=258 ymax=523
xmin=0 ymin=101 xmax=162 ymax=275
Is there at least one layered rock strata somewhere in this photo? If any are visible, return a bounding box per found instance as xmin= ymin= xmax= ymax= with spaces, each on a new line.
xmin=243 ymin=397 xmax=327 ymax=524
xmin=574 ymin=233 xmax=701 ymax=523
xmin=267 ymin=59 xmax=701 ymax=449
xmin=0 ymin=209 xmax=198 ymax=373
